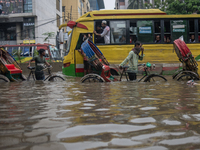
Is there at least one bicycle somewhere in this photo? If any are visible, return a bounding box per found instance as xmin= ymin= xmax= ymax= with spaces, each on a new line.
xmin=120 ymin=63 xmax=167 ymax=82
xmin=27 ymin=66 xmax=65 ymax=81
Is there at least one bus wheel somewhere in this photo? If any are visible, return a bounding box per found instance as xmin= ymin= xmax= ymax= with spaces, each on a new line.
xmin=81 ymin=74 xmax=105 ymax=83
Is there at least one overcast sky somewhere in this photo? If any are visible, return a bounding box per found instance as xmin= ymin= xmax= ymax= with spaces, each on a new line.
xmin=103 ymin=0 xmax=115 ymax=10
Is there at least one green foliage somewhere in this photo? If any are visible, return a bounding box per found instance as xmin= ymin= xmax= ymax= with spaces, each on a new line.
xmin=42 ymin=32 xmax=55 ymax=43
xmin=144 ymin=0 xmax=167 ymax=10
xmin=15 ymin=49 xmax=22 ymax=64
xmin=129 ymin=0 xmax=200 ymax=14
xmin=165 ymin=0 xmax=200 ymax=14
xmin=128 ymin=0 xmax=144 ymax=9
xmin=33 ymin=48 xmax=38 ymax=57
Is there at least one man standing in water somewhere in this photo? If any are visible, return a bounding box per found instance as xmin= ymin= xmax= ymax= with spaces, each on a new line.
xmin=27 ymin=49 xmax=50 ymax=80
xmin=119 ymin=41 xmax=144 ymax=80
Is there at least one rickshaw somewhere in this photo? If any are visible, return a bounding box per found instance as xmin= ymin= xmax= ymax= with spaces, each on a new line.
xmin=80 ymin=39 xmax=167 ymax=83
xmin=80 ymin=39 xmax=118 ymax=82
xmin=0 ymin=47 xmax=26 ymax=82
xmin=172 ymin=39 xmax=199 ymax=81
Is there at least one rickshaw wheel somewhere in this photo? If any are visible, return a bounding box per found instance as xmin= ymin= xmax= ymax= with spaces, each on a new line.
xmin=81 ymin=74 xmax=105 ymax=83
xmin=0 ymin=75 xmax=10 ymax=82
xmin=175 ymin=71 xmax=199 ymax=81
xmin=172 ymin=69 xmax=183 ymax=79
xmin=177 ymin=74 xmax=199 ymax=81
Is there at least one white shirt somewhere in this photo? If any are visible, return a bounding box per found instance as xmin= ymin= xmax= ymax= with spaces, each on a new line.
xmin=101 ymin=26 xmax=110 ymax=44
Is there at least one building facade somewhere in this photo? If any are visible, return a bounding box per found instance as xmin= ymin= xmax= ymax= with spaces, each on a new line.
xmin=0 ymin=0 xmax=62 ymax=45
xmin=62 ymin=0 xmax=90 ymax=23
xmin=115 ymin=0 xmax=166 ymax=9
xmin=115 ymin=0 xmax=129 ymax=9
xmin=88 ymin=0 xmax=105 ymax=11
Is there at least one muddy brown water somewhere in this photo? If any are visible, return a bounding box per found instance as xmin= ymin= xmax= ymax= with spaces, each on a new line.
xmin=0 ymin=75 xmax=200 ymax=150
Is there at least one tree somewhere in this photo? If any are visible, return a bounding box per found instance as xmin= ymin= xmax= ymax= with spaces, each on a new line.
xmin=165 ymin=0 xmax=200 ymax=14
xmin=42 ymin=32 xmax=55 ymax=43
xmin=144 ymin=0 xmax=167 ymax=11
xmin=128 ymin=0 xmax=144 ymax=9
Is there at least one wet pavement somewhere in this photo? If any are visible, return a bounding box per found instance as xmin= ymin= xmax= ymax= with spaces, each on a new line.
xmin=0 ymin=75 xmax=200 ymax=150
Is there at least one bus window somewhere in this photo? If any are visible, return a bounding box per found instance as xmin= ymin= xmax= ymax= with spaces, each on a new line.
xmin=66 ymin=30 xmax=72 ymax=55
xmin=110 ymin=21 xmax=126 ymax=44
xmin=171 ymin=20 xmax=187 ymax=42
xmin=137 ymin=20 xmax=153 ymax=43
xmin=94 ymin=25 xmax=104 ymax=44
xmin=130 ymin=21 xmax=137 ymax=44
xmin=76 ymin=33 xmax=92 ymax=49
xmin=198 ymin=19 xmax=200 ymax=42
xmin=154 ymin=21 xmax=161 ymax=43
xmin=189 ymin=19 xmax=195 ymax=43
xmin=94 ymin=21 xmax=109 ymax=44
xmin=76 ymin=34 xmax=84 ymax=50
xmin=164 ymin=20 xmax=171 ymax=44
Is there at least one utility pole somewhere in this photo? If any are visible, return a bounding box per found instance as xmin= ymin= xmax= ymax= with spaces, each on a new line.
xmin=70 ymin=6 xmax=72 ymax=21
xmin=62 ymin=6 xmax=66 ymax=23
xmin=61 ymin=6 xmax=66 ymax=58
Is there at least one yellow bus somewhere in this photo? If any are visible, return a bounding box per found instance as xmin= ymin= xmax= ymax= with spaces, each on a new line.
xmin=59 ymin=9 xmax=200 ymax=77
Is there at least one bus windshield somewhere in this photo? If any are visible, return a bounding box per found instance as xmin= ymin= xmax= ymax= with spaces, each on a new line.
xmin=66 ymin=30 xmax=73 ymax=55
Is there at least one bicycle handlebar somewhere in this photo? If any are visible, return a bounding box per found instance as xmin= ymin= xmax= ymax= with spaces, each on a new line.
xmin=27 ymin=65 xmax=52 ymax=71
xmin=27 ymin=66 xmax=35 ymax=70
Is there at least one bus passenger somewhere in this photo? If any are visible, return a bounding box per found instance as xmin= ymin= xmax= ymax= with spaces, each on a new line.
xmin=88 ymin=33 xmax=93 ymax=41
xmin=119 ymin=41 xmax=144 ymax=81
xmin=95 ymin=25 xmax=104 ymax=43
xmin=119 ymin=35 xmax=126 ymax=43
xmin=155 ymin=35 xmax=161 ymax=43
xmin=94 ymin=20 xmax=110 ymax=44
xmin=78 ymin=36 xmax=91 ymax=75
xmin=164 ymin=36 xmax=171 ymax=44
xmin=78 ymin=49 xmax=90 ymax=75
xmin=189 ymin=34 xmax=195 ymax=43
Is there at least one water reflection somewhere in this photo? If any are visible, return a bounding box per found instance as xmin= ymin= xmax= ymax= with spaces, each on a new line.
xmin=0 ymin=77 xmax=200 ymax=150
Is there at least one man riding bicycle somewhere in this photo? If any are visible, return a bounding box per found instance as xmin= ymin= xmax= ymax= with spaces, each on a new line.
xmin=27 ymin=49 xmax=50 ymax=80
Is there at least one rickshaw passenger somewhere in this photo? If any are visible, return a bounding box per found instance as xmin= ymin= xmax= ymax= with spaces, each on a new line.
xmin=78 ymin=35 xmax=91 ymax=75
xmin=27 ymin=49 xmax=50 ymax=80
xmin=119 ymin=41 xmax=144 ymax=81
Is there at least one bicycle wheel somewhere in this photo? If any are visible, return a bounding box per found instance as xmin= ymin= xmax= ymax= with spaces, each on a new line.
xmin=48 ymin=75 xmax=65 ymax=82
xmin=81 ymin=74 xmax=105 ymax=83
xmin=177 ymin=74 xmax=199 ymax=81
xmin=172 ymin=69 xmax=183 ymax=79
xmin=144 ymin=74 xmax=167 ymax=82
xmin=0 ymin=75 xmax=10 ymax=82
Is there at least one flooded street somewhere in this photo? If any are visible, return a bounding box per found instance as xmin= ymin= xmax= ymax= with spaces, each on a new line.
xmin=0 ymin=75 xmax=200 ymax=150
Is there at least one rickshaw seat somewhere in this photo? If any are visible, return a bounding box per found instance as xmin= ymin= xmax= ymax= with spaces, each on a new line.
xmin=5 ymin=64 xmax=22 ymax=74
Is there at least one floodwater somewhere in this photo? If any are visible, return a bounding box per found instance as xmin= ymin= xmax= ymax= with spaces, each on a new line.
xmin=0 ymin=75 xmax=200 ymax=150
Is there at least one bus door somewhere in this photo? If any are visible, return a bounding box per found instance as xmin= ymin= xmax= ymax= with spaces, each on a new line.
xmin=75 ymin=33 xmax=86 ymax=77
